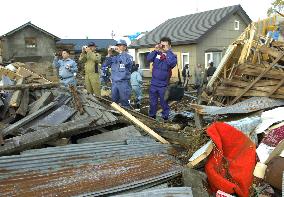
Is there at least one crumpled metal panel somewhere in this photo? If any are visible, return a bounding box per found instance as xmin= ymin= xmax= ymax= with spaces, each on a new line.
xmin=112 ymin=187 xmax=193 ymax=197
xmin=226 ymin=116 xmax=261 ymax=144
xmin=0 ymin=140 xmax=182 ymax=197
xmin=193 ymin=97 xmax=284 ymax=115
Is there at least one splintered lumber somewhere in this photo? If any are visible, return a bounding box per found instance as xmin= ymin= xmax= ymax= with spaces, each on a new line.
xmin=0 ymin=67 xmax=23 ymax=80
xmin=1 ymin=101 xmax=58 ymax=137
xmin=96 ymin=95 xmax=181 ymax=131
xmin=238 ymin=63 xmax=284 ymax=80
xmin=0 ymin=82 xmax=59 ymax=90
xmin=0 ymin=116 xmax=97 ymax=156
xmin=268 ymin=78 xmax=284 ymax=96
xmin=16 ymin=67 xmax=51 ymax=83
xmin=230 ymin=53 xmax=284 ymax=104
xmin=216 ymin=86 xmax=284 ymax=99
xmin=9 ymin=78 xmax=24 ymax=107
xmin=111 ymin=102 xmax=169 ymax=144
xmin=30 ymin=105 xmax=76 ymax=131
xmin=69 ymin=85 xmax=84 ymax=114
xmin=28 ymin=92 xmax=54 ymax=115
xmin=16 ymin=89 xmax=29 ymax=116
xmin=187 ymin=141 xmax=214 ymax=168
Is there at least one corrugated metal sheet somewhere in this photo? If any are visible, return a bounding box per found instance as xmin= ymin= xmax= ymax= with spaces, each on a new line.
xmin=0 ymin=140 xmax=182 ymax=197
xmin=191 ymin=97 xmax=284 ymax=115
xmin=112 ymin=187 xmax=193 ymax=197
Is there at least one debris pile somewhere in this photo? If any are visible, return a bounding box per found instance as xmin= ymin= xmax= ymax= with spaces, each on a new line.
xmin=0 ymin=20 xmax=283 ymax=197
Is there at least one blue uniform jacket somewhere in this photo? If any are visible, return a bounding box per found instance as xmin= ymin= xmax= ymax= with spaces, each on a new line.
xmin=103 ymin=52 xmax=133 ymax=83
xmin=147 ymin=50 xmax=177 ymax=87
xmin=53 ymin=57 xmax=78 ymax=79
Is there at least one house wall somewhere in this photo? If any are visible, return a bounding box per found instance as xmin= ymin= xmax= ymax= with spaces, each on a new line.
xmin=2 ymin=26 xmax=56 ymax=62
xmin=196 ymin=13 xmax=248 ymax=67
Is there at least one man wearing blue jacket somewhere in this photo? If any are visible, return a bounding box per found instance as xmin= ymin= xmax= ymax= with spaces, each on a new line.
xmin=53 ymin=49 xmax=78 ymax=87
xmin=103 ymin=39 xmax=133 ymax=107
xmin=147 ymin=37 xmax=177 ymax=120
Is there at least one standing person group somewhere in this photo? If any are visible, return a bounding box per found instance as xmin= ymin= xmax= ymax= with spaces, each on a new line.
xmin=53 ymin=49 xmax=78 ymax=87
xmin=147 ymin=37 xmax=177 ymax=121
xmin=79 ymin=42 xmax=101 ymax=96
xmin=103 ymin=39 xmax=133 ymax=107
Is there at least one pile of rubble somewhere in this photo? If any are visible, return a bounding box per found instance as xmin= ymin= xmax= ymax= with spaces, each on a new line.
xmin=189 ymin=22 xmax=284 ymax=196
xmin=0 ymin=21 xmax=283 ymax=197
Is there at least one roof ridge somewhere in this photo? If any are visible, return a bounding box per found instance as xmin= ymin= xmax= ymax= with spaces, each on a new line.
xmin=169 ymin=4 xmax=240 ymax=21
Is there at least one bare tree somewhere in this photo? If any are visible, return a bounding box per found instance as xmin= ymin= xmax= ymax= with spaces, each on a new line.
xmin=267 ymin=0 xmax=284 ymax=16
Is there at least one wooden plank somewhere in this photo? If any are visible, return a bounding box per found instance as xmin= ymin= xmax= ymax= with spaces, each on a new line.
xmin=111 ymin=102 xmax=169 ymax=144
xmin=1 ymin=101 xmax=58 ymax=137
xmin=16 ymin=89 xmax=29 ymax=116
xmin=257 ymin=44 xmax=284 ymax=62
xmin=268 ymin=78 xmax=284 ymax=97
xmin=9 ymin=78 xmax=24 ymax=107
xmin=216 ymin=86 xmax=284 ymax=99
xmin=222 ymin=79 xmax=280 ymax=88
xmin=16 ymin=67 xmax=50 ymax=84
xmin=239 ymin=66 xmax=284 ymax=80
xmin=187 ymin=141 xmax=213 ymax=168
xmin=30 ymin=105 xmax=76 ymax=131
xmin=0 ymin=67 xmax=23 ymax=80
xmin=28 ymin=92 xmax=54 ymax=115
xmin=0 ymin=117 xmax=97 ymax=156
xmin=231 ymin=53 xmax=284 ymax=104
xmin=0 ymin=83 xmax=59 ymax=90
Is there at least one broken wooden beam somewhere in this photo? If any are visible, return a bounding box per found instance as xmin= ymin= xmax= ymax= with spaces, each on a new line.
xmin=69 ymin=85 xmax=84 ymax=114
xmin=0 ymin=82 xmax=58 ymax=90
xmin=0 ymin=116 xmax=97 ymax=156
xmin=0 ymin=67 xmax=23 ymax=80
xmin=9 ymin=78 xmax=24 ymax=107
xmin=231 ymin=53 xmax=284 ymax=104
xmin=28 ymin=92 xmax=54 ymax=115
xmin=216 ymin=86 xmax=284 ymax=99
xmin=96 ymin=95 xmax=181 ymax=131
xmin=111 ymin=102 xmax=169 ymax=144
xmin=268 ymin=78 xmax=284 ymax=97
xmin=16 ymin=88 xmax=29 ymax=116
xmin=1 ymin=101 xmax=58 ymax=137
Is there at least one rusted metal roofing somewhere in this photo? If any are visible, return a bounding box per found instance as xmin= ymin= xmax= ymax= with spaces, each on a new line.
xmin=113 ymin=187 xmax=193 ymax=197
xmin=0 ymin=139 xmax=182 ymax=196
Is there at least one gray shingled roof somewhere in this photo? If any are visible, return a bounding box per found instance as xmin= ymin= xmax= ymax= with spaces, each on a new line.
xmin=57 ymin=39 xmax=117 ymax=51
xmin=131 ymin=5 xmax=251 ymax=48
xmin=0 ymin=21 xmax=60 ymax=40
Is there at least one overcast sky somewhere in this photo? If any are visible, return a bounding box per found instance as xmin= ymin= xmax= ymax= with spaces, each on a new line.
xmin=0 ymin=0 xmax=274 ymax=40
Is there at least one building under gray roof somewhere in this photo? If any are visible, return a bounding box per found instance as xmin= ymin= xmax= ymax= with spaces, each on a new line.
xmin=57 ymin=39 xmax=117 ymax=51
xmin=0 ymin=21 xmax=60 ymax=40
xmin=131 ymin=5 xmax=251 ymax=48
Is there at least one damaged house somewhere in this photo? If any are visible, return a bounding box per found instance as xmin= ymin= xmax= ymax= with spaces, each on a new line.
xmin=131 ymin=5 xmax=251 ymax=81
xmin=0 ymin=22 xmax=60 ymax=63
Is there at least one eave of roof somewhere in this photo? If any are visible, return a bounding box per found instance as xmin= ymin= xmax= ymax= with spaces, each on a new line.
xmin=0 ymin=21 xmax=60 ymax=40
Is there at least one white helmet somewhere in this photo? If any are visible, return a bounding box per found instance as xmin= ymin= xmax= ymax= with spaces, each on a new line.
xmin=5 ymin=64 xmax=16 ymax=72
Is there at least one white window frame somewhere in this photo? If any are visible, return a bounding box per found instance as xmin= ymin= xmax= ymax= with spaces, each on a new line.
xmin=181 ymin=53 xmax=190 ymax=70
xmin=205 ymin=52 xmax=213 ymax=68
xmin=234 ymin=20 xmax=240 ymax=30
xmin=137 ymin=51 xmax=151 ymax=70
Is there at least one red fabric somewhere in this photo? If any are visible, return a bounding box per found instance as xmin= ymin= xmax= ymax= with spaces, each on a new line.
xmin=205 ymin=122 xmax=256 ymax=197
